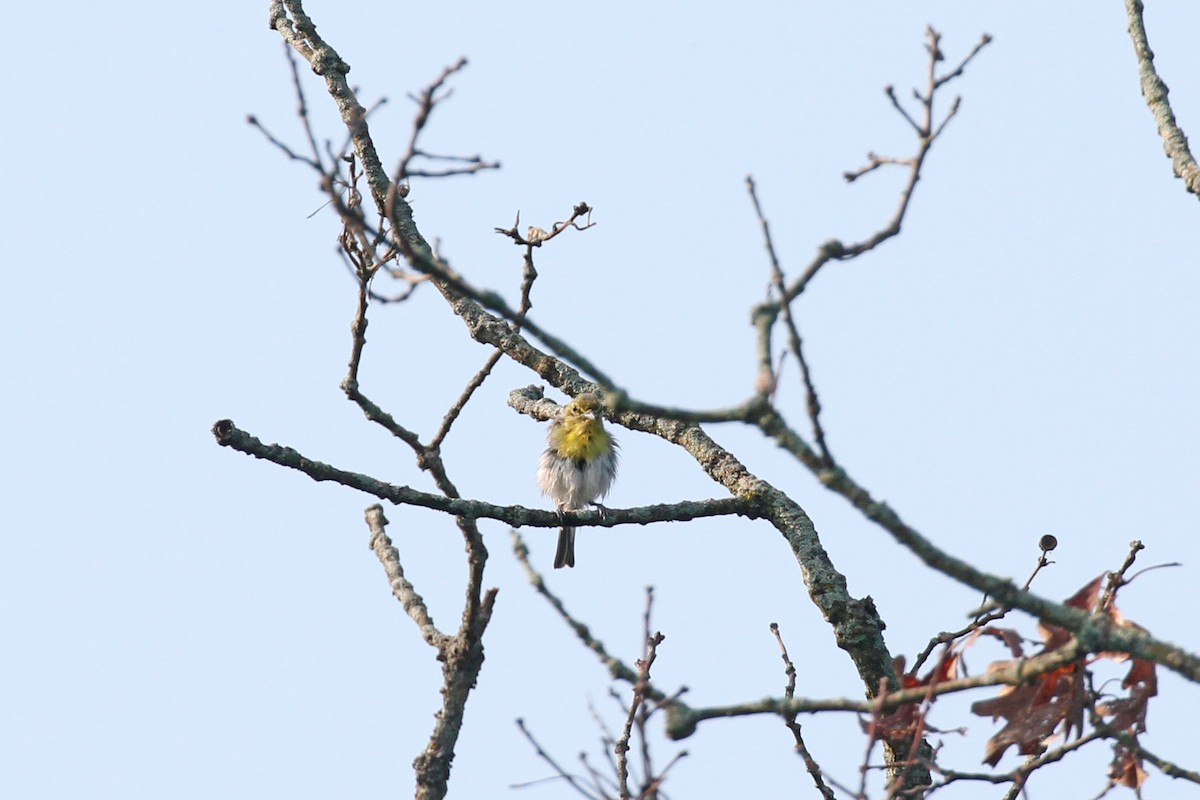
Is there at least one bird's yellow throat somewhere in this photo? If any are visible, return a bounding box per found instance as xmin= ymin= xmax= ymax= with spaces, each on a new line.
xmin=550 ymin=414 xmax=611 ymax=462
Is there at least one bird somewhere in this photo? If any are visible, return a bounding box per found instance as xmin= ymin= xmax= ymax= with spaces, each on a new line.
xmin=537 ymin=393 xmax=619 ymax=568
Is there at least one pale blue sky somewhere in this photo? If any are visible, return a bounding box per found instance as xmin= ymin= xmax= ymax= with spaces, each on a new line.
xmin=3 ymin=2 xmax=1198 ymax=798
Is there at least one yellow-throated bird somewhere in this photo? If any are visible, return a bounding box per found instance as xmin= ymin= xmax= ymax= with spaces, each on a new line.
xmin=537 ymin=393 xmax=619 ymax=568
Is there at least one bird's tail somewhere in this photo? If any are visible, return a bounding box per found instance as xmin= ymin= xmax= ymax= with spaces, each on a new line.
xmin=554 ymin=526 xmax=576 ymax=569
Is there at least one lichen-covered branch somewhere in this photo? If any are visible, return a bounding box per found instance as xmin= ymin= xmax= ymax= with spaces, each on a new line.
xmin=212 ymin=416 xmax=751 ymax=531
xmin=1124 ymin=0 xmax=1200 ymax=198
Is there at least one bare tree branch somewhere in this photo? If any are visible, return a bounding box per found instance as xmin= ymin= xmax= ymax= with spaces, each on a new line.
xmin=212 ymin=417 xmax=750 ymax=531
xmin=1124 ymin=0 xmax=1200 ymax=198
xmin=365 ymin=505 xmax=445 ymax=647
xmin=663 ymin=638 xmax=1086 ymax=740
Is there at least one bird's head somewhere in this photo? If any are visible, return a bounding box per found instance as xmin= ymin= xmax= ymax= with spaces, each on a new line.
xmin=564 ymin=392 xmax=603 ymax=420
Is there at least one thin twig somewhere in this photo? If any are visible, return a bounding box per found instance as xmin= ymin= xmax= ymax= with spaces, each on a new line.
xmin=771 ymin=623 xmax=837 ymax=800
xmin=428 ymin=222 xmax=542 ymax=451
xmin=746 ymin=176 xmax=833 ymax=464
xmin=790 ymin=29 xmax=993 ymax=300
xmin=616 ymin=631 xmax=664 ymax=799
xmin=913 ymin=539 xmax=1056 ymax=673
xmin=1097 ymin=540 xmax=1145 ymax=613
xmin=513 ymin=719 xmax=604 ymax=800
xmin=664 ymin=639 xmax=1088 ymax=739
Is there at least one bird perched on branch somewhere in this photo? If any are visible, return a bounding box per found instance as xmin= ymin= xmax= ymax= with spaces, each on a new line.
xmin=537 ymin=393 xmax=619 ymax=568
